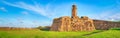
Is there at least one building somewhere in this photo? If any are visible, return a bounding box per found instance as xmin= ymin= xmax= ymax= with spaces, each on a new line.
xmin=50 ymin=5 xmax=95 ymax=31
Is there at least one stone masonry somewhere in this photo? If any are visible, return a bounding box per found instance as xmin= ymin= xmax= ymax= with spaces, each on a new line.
xmin=50 ymin=5 xmax=95 ymax=31
xmin=93 ymin=20 xmax=120 ymax=30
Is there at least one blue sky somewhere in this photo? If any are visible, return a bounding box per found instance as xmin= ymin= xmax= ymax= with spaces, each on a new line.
xmin=0 ymin=0 xmax=120 ymax=28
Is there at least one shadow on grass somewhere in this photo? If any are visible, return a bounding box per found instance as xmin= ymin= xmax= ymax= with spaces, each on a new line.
xmin=82 ymin=30 xmax=105 ymax=36
xmin=83 ymin=28 xmax=120 ymax=36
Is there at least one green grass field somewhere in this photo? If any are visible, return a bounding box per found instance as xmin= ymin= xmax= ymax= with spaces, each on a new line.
xmin=0 ymin=29 xmax=120 ymax=38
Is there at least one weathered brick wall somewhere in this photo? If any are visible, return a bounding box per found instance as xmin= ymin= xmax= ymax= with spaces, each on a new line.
xmin=60 ymin=16 xmax=71 ymax=31
xmin=50 ymin=4 xmax=95 ymax=31
xmin=93 ymin=20 xmax=120 ymax=30
xmin=50 ymin=16 xmax=71 ymax=31
xmin=71 ymin=16 xmax=95 ymax=31
xmin=50 ymin=18 xmax=62 ymax=31
xmin=50 ymin=16 xmax=96 ymax=31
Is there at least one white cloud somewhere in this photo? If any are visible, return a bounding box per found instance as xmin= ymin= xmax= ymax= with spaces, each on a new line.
xmin=89 ymin=9 xmax=120 ymax=21
xmin=2 ymin=1 xmax=55 ymax=18
xmin=109 ymin=13 xmax=120 ymax=20
xmin=16 ymin=18 xmax=24 ymax=23
xmin=21 ymin=11 xmax=29 ymax=15
xmin=0 ymin=7 xmax=7 ymax=12
xmin=0 ymin=18 xmax=3 ymax=23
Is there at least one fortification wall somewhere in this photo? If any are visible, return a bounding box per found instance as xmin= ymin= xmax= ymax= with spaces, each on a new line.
xmin=50 ymin=16 xmax=96 ymax=31
xmin=71 ymin=16 xmax=95 ymax=31
xmin=93 ymin=20 xmax=120 ymax=30
xmin=50 ymin=16 xmax=71 ymax=31
xmin=50 ymin=18 xmax=61 ymax=31
xmin=50 ymin=5 xmax=96 ymax=31
xmin=60 ymin=16 xmax=71 ymax=31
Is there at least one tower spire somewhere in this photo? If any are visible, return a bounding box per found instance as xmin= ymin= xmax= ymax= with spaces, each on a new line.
xmin=72 ymin=4 xmax=77 ymax=18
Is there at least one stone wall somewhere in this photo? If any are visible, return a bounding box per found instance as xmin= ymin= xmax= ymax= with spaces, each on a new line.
xmin=93 ymin=20 xmax=120 ymax=30
xmin=80 ymin=16 xmax=95 ymax=31
xmin=71 ymin=16 xmax=95 ymax=31
xmin=50 ymin=16 xmax=71 ymax=31
xmin=50 ymin=16 xmax=96 ymax=31
xmin=50 ymin=4 xmax=95 ymax=31
xmin=50 ymin=18 xmax=61 ymax=31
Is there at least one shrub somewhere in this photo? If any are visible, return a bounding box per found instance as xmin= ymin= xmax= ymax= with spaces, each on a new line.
xmin=37 ymin=26 xmax=51 ymax=31
xmin=110 ymin=28 xmax=120 ymax=30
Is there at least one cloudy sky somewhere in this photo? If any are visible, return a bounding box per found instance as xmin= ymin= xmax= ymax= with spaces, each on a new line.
xmin=0 ymin=0 xmax=120 ymax=28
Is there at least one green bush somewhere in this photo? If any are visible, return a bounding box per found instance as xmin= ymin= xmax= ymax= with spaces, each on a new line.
xmin=110 ymin=28 xmax=120 ymax=30
xmin=37 ymin=26 xmax=51 ymax=31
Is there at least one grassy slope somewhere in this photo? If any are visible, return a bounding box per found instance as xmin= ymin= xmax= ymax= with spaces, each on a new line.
xmin=0 ymin=30 xmax=120 ymax=38
xmin=87 ymin=30 xmax=120 ymax=38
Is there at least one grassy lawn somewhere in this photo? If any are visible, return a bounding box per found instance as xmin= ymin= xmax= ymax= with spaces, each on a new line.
xmin=87 ymin=30 xmax=120 ymax=38
xmin=0 ymin=29 xmax=120 ymax=38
